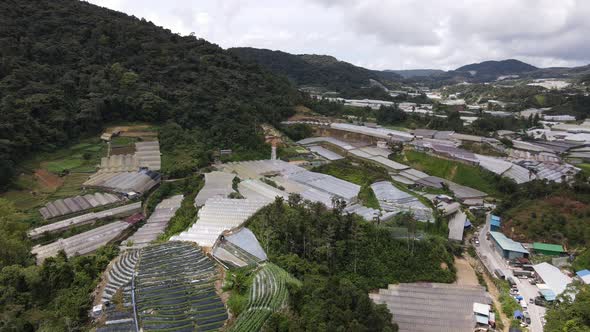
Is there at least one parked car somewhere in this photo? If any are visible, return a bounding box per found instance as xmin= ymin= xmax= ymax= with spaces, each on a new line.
xmin=529 ymin=298 xmax=534 ymax=304
xmin=523 ymin=311 xmax=531 ymax=324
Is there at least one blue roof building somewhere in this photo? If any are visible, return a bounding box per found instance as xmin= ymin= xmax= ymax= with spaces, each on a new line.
xmin=489 ymin=231 xmax=529 ymax=259
xmin=576 ymin=269 xmax=590 ymax=284
xmin=490 ymin=215 xmax=501 ymax=231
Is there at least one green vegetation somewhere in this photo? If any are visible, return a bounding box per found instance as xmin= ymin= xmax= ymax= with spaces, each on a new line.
xmin=0 ymin=198 xmax=119 ymax=330
xmin=224 ymin=267 xmax=254 ymax=317
xmin=229 ymin=47 xmax=401 ymax=97
xmin=159 ymin=176 xmax=204 ymax=240
xmin=313 ymin=159 xmax=390 ymax=186
xmin=544 ymin=284 xmax=590 ymax=332
xmin=493 ymin=176 xmax=590 ymax=247
xmin=245 ymin=197 xmax=455 ymax=330
xmin=280 ymin=123 xmax=314 ymax=141
xmin=495 ymin=279 xmax=521 ymax=323
xmin=573 ymin=249 xmax=590 ymax=271
xmin=577 ymin=163 xmax=590 ymax=177
xmin=501 ymin=195 xmax=590 ymax=247
xmin=229 ymin=263 xmax=301 ymax=331
xmin=393 ymin=150 xmax=500 ymax=195
xmin=313 ymin=159 xmax=389 ymax=209
xmin=0 ymin=138 xmax=105 ymax=219
xmin=0 ymin=0 xmax=300 ymax=189
xmin=110 ymin=136 xmax=137 ymax=146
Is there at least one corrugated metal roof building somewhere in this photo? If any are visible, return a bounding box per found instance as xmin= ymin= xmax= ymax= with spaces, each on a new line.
xmin=532 ymin=242 xmax=566 ymax=256
xmin=490 ymin=231 xmax=529 ymax=259
xmin=370 ymin=283 xmax=491 ymax=332
xmin=533 ymin=262 xmax=572 ymax=295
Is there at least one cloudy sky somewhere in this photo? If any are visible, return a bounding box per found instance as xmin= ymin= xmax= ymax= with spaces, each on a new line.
xmin=88 ymin=0 xmax=590 ymax=70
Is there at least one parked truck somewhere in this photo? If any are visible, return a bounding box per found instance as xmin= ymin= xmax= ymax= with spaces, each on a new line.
xmin=513 ymin=270 xmax=535 ymax=278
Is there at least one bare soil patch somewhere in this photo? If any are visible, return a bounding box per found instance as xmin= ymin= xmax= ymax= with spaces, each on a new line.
xmin=119 ymin=131 xmax=158 ymax=138
xmin=34 ymin=169 xmax=63 ymax=191
xmin=454 ymin=257 xmax=478 ymax=286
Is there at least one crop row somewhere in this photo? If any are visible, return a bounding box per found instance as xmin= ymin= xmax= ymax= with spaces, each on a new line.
xmin=229 ymin=263 xmax=300 ymax=331
xmin=135 ymin=242 xmax=227 ymax=331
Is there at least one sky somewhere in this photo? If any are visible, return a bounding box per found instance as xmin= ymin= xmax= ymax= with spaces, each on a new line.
xmin=87 ymin=0 xmax=590 ymax=70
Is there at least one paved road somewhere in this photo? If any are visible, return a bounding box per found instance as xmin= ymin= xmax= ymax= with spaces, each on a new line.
xmin=476 ymin=215 xmax=545 ymax=332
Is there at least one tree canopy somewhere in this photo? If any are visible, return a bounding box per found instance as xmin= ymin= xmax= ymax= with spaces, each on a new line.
xmin=0 ymin=0 xmax=302 ymax=189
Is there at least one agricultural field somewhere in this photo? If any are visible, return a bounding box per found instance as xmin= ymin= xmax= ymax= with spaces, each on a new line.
xmin=136 ymin=242 xmax=227 ymax=331
xmin=229 ymin=263 xmax=300 ymax=331
xmin=393 ymin=150 xmax=500 ymax=195
xmin=0 ymin=138 xmax=106 ymax=217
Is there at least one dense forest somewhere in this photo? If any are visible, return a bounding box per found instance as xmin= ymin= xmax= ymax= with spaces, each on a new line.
xmin=229 ymin=47 xmax=402 ymax=96
xmin=246 ymin=197 xmax=456 ymax=330
xmin=0 ymin=198 xmax=120 ymax=331
xmin=0 ymin=0 xmax=302 ymax=189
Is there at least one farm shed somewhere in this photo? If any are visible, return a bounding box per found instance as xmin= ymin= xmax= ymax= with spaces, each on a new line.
xmin=83 ymin=169 xmax=160 ymax=194
xmin=32 ymin=220 xmax=132 ymax=264
xmin=212 ymin=227 xmax=267 ymax=268
xmin=29 ymin=202 xmax=142 ymax=239
xmin=238 ymin=179 xmax=289 ymax=202
xmin=297 ymin=136 xmax=357 ymax=150
xmin=287 ymin=170 xmax=360 ymax=203
xmin=171 ymin=198 xmax=269 ymax=247
xmin=330 ymin=123 xmax=413 ymax=142
xmin=307 ymin=145 xmax=344 ymax=160
xmin=448 ymin=211 xmax=467 ymax=241
xmin=370 ymin=283 xmax=491 ymax=332
xmin=533 ymin=262 xmax=572 ymax=295
xmin=371 ymin=181 xmax=433 ymax=222
xmin=194 ymin=171 xmax=236 ymax=207
xmin=134 ymin=140 xmax=161 ymax=170
xmin=532 ymin=243 xmax=566 ymax=256
xmin=121 ymin=195 xmax=183 ymax=249
xmin=490 ymin=231 xmax=529 ymax=259
xmin=39 ymin=192 xmax=121 ymax=220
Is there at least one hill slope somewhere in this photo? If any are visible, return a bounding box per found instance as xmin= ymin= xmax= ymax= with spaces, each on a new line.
xmin=0 ymin=0 xmax=300 ymax=188
xmin=455 ymin=59 xmax=538 ymax=75
xmin=387 ymin=69 xmax=445 ymax=78
xmin=229 ymin=47 xmax=401 ymax=93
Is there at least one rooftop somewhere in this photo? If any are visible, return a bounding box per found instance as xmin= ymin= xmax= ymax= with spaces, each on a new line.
xmin=370 ymin=283 xmax=491 ymax=332
xmin=533 ymin=262 xmax=572 ymax=295
xmin=490 ymin=231 xmax=529 ymax=254
xmin=532 ymin=242 xmax=565 ymax=253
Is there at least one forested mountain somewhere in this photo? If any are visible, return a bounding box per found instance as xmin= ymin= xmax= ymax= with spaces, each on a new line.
xmin=386 ymin=69 xmax=445 ymax=78
xmin=229 ymin=47 xmax=402 ymax=94
xmin=0 ymin=0 xmax=301 ymax=189
xmin=455 ymin=59 xmax=538 ymax=75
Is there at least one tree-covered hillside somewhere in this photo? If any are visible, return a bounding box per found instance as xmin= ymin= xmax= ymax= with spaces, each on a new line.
xmin=229 ymin=47 xmax=402 ymax=95
xmin=0 ymin=0 xmax=301 ymax=189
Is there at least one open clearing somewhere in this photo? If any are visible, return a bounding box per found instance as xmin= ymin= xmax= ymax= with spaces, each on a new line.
xmin=34 ymin=169 xmax=63 ymax=191
xmin=454 ymin=258 xmax=478 ymax=286
xmin=394 ymin=150 xmax=499 ymax=195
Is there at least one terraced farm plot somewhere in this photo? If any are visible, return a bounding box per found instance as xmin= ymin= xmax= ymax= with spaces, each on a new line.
xmin=136 ymin=242 xmax=227 ymax=331
xmin=229 ymin=263 xmax=300 ymax=331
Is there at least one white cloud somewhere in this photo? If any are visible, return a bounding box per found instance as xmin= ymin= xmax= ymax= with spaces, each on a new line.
xmin=87 ymin=0 xmax=590 ymax=70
